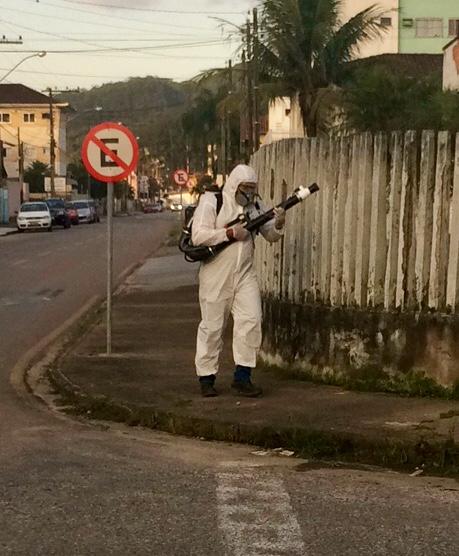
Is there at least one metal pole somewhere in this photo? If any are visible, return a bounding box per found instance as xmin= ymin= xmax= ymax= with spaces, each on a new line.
xmin=48 ymin=89 xmax=56 ymax=197
xmin=246 ymin=19 xmax=254 ymax=157
xmin=253 ymin=8 xmax=261 ymax=151
xmin=106 ymin=181 xmax=114 ymax=355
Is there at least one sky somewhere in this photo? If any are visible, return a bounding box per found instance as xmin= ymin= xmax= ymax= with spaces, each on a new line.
xmin=0 ymin=0 xmax=258 ymax=91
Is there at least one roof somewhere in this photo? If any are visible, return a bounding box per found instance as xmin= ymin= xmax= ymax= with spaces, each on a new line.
xmin=0 ymin=84 xmax=67 ymax=106
xmin=443 ymin=36 xmax=459 ymax=51
xmin=348 ymin=53 xmax=443 ymax=80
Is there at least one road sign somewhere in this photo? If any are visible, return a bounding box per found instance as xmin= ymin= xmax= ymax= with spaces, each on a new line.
xmin=81 ymin=122 xmax=138 ymax=356
xmin=173 ymin=169 xmax=188 ymax=187
xmin=81 ymin=122 xmax=139 ymax=183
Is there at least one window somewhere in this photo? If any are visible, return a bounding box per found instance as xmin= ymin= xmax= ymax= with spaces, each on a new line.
xmin=415 ymin=18 xmax=443 ymax=38
xmin=0 ymin=113 xmax=10 ymax=123
xmin=42 ymin=112 xmax=50 ymax=120
xmin=449 ymin=19 xmax=459 ymax=36
xmin=380 ymin=17 xmax=392 ymax=27
xmin=23 ymin=113 xmax=35 ymax=123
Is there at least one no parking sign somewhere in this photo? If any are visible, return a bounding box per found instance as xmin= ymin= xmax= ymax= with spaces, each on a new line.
xmin=81 ymin=122 xmax=139 ymax=355
xmin=173 ymin=169 xmax=188 ymax=188
xmin=82 ymin=122 xmax=139 ymax=183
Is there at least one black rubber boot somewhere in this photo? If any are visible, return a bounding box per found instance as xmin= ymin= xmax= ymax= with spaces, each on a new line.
xmin=200 ymin=383 xmax=218 ymax=397
xmin=199 ymin=375 xmax=218 ymax=398
xmin=231 ymin=381 xmax=263 ymax=398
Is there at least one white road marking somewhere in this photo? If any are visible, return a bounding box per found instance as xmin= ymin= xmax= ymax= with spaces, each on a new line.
xmin=217 ymin=467 xmax=305 ymax=556
xmin=38 ymin=251 xmax=52 ymax=257
xmin=11 ymin=259 xmax=27 ymax=266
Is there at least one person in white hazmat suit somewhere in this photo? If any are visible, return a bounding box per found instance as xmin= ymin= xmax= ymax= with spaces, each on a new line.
xmin=192 ymin=164 xmax=286 ymax=397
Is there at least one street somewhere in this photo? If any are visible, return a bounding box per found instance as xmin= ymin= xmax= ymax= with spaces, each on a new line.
xmin=0 ymin=215 xmax=457 ymax=555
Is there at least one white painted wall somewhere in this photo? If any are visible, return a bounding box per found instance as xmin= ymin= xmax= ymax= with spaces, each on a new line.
xmin=341 ymin=0 xmax=399 ymax=57
xmin=264 ymin=97 xmax=304 ymax=145
xmin=443 ymin=39 xmax=459 ymax=91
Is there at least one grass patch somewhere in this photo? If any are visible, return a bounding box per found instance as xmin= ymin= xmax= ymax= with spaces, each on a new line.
xmin=259 ymin=360 xmax=459 ymax=400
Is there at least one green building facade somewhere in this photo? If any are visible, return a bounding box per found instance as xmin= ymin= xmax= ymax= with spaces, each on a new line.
xmin=399 ymin=0 xmax=459 ymax=53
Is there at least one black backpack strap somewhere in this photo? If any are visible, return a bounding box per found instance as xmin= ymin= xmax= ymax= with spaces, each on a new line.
xmin=215 ymin=190 xmax=223 ymax=216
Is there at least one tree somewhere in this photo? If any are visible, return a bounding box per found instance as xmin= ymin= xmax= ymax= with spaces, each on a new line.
xmin=257 ymin=0 xmax=384 ymax=136
xmin=182 ymin=88 xmax=219 ymax=172
xmin=24 ymin=160 xmax=49 ymax=193
xmin=342 ymin=67 xmax=459 ymax=132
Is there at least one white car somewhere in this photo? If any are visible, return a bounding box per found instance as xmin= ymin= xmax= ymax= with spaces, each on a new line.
xmin=16 ymin=202 xmax=52 ymax=232
xmin=72 ymin=200 xmax=93 ymax=224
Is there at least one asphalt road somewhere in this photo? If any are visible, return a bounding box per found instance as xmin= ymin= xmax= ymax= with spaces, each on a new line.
xmin=0 ymin=214 xmax=458 ymax=555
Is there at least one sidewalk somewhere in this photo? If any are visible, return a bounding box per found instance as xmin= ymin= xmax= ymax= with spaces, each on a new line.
xmin=49 ymin=248 xmax=459 ymax=474
xmin=0 ymin=226 xmax=17 ymax=236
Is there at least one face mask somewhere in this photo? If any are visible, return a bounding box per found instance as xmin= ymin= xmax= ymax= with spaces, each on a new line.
xmin=235 ymin=188 xmax=257 ymax=207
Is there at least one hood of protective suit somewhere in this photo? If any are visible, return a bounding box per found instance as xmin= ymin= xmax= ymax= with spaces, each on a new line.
xmin=216 ymin=164 xmax=258 ymax=228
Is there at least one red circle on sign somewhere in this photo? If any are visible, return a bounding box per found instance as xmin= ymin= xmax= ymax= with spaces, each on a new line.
xmin=174 ymin=169 xmax=188 ymax=186
xmin=81 ymin=122 xmax=139 ymax=183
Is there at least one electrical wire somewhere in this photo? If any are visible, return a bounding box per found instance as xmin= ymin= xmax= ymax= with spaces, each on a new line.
xmin=10 ymin=3 xmax=223 ymax=37
xmin=44 ymin=0 xmax=245 ymax=16
xmin=19 ymin=0 xmax=227 ymax=33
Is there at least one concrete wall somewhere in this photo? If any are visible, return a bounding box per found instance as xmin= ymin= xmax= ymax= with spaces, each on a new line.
xmin=341 ymin=0 xmax=399 ymax=57
xmin=252 ymin=132 xmax=459 ymax=392
xmin=264 ymin=98 xmax=304 ymax=146
xmin=399 ymin=0 xmax=459 ymax=54
xmin=443 ymin=38 xmax=459 ymax=91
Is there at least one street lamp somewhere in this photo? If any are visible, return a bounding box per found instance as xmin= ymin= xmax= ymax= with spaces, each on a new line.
xmin=0 ymin=51 xmax=47 ymax=83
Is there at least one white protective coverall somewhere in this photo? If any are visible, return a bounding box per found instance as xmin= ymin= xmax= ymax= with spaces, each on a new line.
xmin=192 ymin=164 xmax=283 ymax=377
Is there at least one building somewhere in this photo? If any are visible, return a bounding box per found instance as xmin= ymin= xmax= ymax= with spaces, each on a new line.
xmin=0 ymin=84 xmax=70 ymax=181
xmin=443 ymin=36 xmax=459 ymax=91
xmin=399 ymin=0 xmax=459 ymax=54
xmin=264 ymin=0 xmax=459 ymax=144
xmin=0 ymin=84 xmax=72 ymax=221
xmin=341 ymin=0 xmax=399 ymax=57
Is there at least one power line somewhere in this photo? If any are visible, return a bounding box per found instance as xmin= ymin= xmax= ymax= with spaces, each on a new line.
xmin=11 ymin=3 xmax=223 ymax=36
xmin=0 ymin=39 xmax=230 ymax=55
xmin=46 ymin=0 xmax=245 ymax=16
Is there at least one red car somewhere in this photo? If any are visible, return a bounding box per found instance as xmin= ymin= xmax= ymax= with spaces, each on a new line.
xmin=65 ymin=203 xmax=79 ymax=225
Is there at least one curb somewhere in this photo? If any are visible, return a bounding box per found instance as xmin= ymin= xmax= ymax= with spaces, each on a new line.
xmin=14 ymin=234 xmax=459 ymax=476
xmin=12 ymin=239 xmax=172 ymax=405
xmin=0 ymin=229 xmax=18 ymax=237
xmin=47 ymin=361 xmax=459 ymax=477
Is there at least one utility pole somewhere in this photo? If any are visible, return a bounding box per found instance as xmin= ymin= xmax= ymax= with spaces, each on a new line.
xmin=17 ymin=127 xmax=24 ymax=187
xmin=245 ymin=19 xmax=254 ymax=158
xmin=240 ymin=49 xmax=247 ymax=160
xmin=0 ymin=139 xmax=5 ymax=189
xmin=226 ymin=59 xmax=233 ymax=174
xmin=252 ymin=8 xmax=261 ymax=151
xmin=0 ymin=36 xmax=23 ymax=45
xmin=48 ymin=88 xmax=56 ymax=197
xmin=44 ymin=87 xmax=79 ymax=198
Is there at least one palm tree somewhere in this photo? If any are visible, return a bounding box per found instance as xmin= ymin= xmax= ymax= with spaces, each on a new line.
xmin=258 ymin=0 xmax=384 ymax=136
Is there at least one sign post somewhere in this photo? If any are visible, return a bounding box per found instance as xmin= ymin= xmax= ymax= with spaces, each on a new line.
xmin=82 ymin=122 xmax=139 ymax=355
xmin=106 ymin=181 xmax=113 ymax=355
xmin=174 ymin=169 xmax=188 ymax=207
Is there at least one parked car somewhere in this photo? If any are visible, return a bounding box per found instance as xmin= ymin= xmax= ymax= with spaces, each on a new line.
xmin=88 ymin=199 xmax=101 ymax=222
xmin=45 ymin=198 xmax=71 ymax=229
xmin=71 ymin=200 xmax=93 ymax=224
xmin=16 ymin=202 xmax=52 ymax=232
xmin=65 ymin=202 xmax=79 ymax=225
xmin=143 ymin=203 xmax=163 ymax=214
